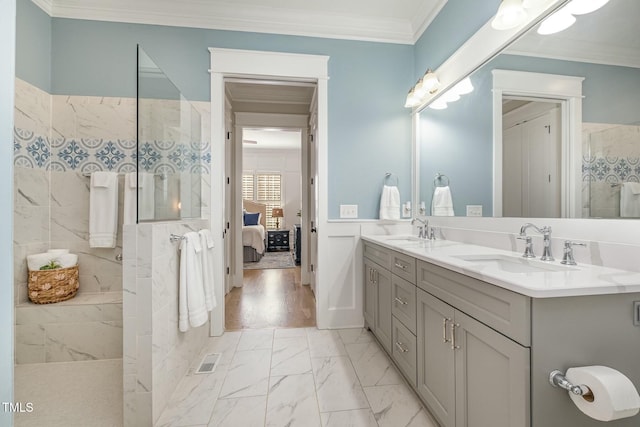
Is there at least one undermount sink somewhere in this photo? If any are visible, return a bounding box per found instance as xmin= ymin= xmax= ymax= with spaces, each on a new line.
xmin=454 ymin=254 xmax=577 ymax=274
xmin=384 ymin=236 xmax=424 ymax=243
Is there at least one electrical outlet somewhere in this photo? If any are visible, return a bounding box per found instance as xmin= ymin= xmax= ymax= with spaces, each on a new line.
xmin=340 ymin=204 xmax=358 ymax=219
xmin=466 ymin=205 xmax=482 ymax=217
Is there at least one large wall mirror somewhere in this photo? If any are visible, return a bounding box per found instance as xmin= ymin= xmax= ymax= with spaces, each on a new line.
xmin=416 ymin=0 xmax=640 ymax=219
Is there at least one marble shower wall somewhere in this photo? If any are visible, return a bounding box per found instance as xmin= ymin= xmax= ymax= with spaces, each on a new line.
xmin=582 ymin=123 xmax=640 ymax=218
xmin=123 ymin=219 xmax=210 ymax=426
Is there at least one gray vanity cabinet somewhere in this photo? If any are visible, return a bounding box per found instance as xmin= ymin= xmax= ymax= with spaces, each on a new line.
xmin=363 ymin=257 xmax=393 ymax=353
xmin=417 ymin=288 xmax=530 ymax=427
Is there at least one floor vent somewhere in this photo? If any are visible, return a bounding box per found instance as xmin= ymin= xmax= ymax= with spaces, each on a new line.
xmin=195 ymin=353 xmax=221 ymax=374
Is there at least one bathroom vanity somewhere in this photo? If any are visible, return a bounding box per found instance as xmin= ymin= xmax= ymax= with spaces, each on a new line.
xmin=362 ymin=235 xmax=640 ymax=427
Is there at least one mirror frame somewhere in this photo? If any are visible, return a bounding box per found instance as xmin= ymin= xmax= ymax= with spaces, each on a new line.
xmin=411 ymin=0 xmax=569 ymax=215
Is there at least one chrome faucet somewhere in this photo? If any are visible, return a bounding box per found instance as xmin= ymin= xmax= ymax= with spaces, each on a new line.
xmin=561 ymin=241 xmax=587 ymax=266
xmin=412 ymin=218 xmax=428 ymax=239
xmin=519 ymin=223 xmax=554 ymax=261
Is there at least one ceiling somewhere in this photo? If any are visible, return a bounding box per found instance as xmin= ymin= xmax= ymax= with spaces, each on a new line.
xmin=225 ymin=80 xmax=315 ymax=115
xmin=243 ymin=129 xmax=302 ymax=150
xmin=507 ymin=0 xmax=640 ymax=68
xmin=32 ymin=0 xmax=448 ymax=44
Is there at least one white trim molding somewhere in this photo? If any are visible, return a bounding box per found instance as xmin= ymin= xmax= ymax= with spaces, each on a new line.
xmin=210 ymin=48 xmax=332 ymax=331
xmin=492 ymin=69 xmax=584 ymax=218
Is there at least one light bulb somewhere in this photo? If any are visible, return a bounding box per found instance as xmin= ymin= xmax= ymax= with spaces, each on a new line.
xmin=404 ymin=89 xmax=420 ymax=108
xmin=492 ymin=0 xmax=528 ymax=30
xmin=414 ymin=78 xmax=428 ymax=98
xmin=429 ymin=98 xmax=448 ymax=110
xmin=537 ymin=6 xmax=576 ymax=35
xmin=452 ymin=77 xmax=474 ymax=95
xmin=442 ymin=90 xmax=461 ymax=103
xmin=565 ymin=0 xmax=610 ymax=15
xmin=422 ymin=70 xmax=440 ymax=93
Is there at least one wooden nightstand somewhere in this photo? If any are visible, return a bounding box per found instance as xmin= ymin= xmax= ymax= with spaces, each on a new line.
xmin=267 ymin=229 xmax=290 ymax=252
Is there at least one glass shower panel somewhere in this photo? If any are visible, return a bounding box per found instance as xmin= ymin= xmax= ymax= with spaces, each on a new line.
xmin=136 ymin=46 xmax=203 ymax=221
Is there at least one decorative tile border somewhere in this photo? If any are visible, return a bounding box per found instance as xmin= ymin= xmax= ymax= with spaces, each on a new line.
xmin=13 ymin=128 xmax=211 ymax=174
xmin=582 ymin=155 xmax=640 ymax=183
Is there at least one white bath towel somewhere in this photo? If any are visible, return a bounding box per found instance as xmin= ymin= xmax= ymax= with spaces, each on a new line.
xmin=620 ymin=182 xmax=640 ymax=218
xmin=27 ymin=253 xmax=55 ymax=271
xmin=198 ymin=229 xmax=217 ymax=312
xmin=89 ymin=172 xmax=119 ymax=248
xmin=178 ymin=231 xmax=208 ymax=332
xmin=123 ymin=172 xmax=155 ymax=225
xmin=432 ymin=186 xmax=454 ymax=216
xmin=379 ymin=185 xmax=401 ymax=220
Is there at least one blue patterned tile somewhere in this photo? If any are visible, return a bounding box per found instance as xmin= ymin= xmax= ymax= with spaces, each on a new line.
xmin=14 ymin=137 xmax=21 ymax=153
xmin=81 ymin=138 xmax=105 ymax=150
xmin=57 ymin=140 xmax=89 ymax=170
xmin=135 ymin=142 xmax=162 ymax=171
xmin=591 ymin=158 xmax=611 ymax=181
xmin=117 ymin=162 xmax=137 ymax=173
xmin=95 ymin=141 xmax=126 ymax=170
xmin=201 ymin=152 xmax=211 ymax=164
xmin=613 ymin=159 xmax=632 ymax=180
xmin=168 ymin=145 xmax=195 ymax=171
xmin=81 ymin=162 xmax=103 ymax=175
xmin=14 ymin=128 xmax=35 ymax=144
xmin=116 ymin=139 xmax=136 ymax=151
xmin=26 ymin=136 xmax=50 ymax=168
xmin=14 ymin=155 xmax=35 ymax=169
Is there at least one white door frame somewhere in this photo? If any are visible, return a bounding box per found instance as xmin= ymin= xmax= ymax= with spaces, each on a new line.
xmin=492 ymin=69 xmax=584 ymax=218
xmin=209 ymin=48 xmax=329 ymax=335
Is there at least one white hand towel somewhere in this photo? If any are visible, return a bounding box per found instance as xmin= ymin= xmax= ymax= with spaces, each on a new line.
xmin=123 ymin=172 xmax=137 ymax=226
xmin=89 ymin=172 xmax=119 ymax=248
xmin=379 ymin=185 xmax=401 ymax=220
xmin=620 ymin=182 xmax=640 ymax=218
xmin=432 ymin=186 xmax=454 ymax=216
xmin=198 ymin=229 xmax=217 ymax=312
xmin=55 ymin=254 xmax=78 ymax=268
xmin=138 ymin=173 xmax=155 ymax=221
xmin=27 ymin=253 xmax=55 ymax=271
xmin=178 ymin=232 xmax=208 ymax=332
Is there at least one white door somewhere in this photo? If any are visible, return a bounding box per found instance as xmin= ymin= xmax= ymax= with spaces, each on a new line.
xmin=308 ymin=128 xmax=318 ymax=293
xmin=224 ymin=121 xmax=233 ymax=294
xmin=502 ymin=104 xmax=560 ymax=218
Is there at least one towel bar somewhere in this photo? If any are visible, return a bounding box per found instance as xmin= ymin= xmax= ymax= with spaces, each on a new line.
xmin=433 ymin=172 xmax=450 ymax=187
xmin=169 ymin=233 xmax=186 ymax=243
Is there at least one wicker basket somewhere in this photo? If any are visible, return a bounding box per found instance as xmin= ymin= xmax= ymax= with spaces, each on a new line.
xmin=28 ymin=265 xmax=79 ymax=304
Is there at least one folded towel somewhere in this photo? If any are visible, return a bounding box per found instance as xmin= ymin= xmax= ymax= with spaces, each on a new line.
xmin=123 ymin=172 xmax=137 ymax=226
xmin=198 ymin=229 xmax=217 ymax=312
xmin=379 ymin=185 xmax=401 ymax=220
xmin=621 ymin=182 xmax=640 ymax=218
xmin=178 ymin=231 xmax=208 ymax=332
xmin=27 ymin=253 xmax=78 ymax=270
xmin=89 ymin=172 xmax=119 ymax=248
xmin=139 ymin=173 xmax=155 ymax=221
xmin=432 ymin=186 xmax=454 ymax=216
xmin=47 ymin=249 xmax=69 ymax=255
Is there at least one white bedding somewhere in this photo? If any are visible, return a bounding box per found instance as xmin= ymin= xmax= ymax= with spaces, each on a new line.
xmin=242 ymin=225 xmax=265 ymax=254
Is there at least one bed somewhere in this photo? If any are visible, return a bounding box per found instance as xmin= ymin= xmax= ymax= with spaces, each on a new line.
xmin=242 ymin=200 xmax=267 ymax=263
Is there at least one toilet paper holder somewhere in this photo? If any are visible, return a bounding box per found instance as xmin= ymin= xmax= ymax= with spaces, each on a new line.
xmin=550 ymin=370 xmax=594 ymax=400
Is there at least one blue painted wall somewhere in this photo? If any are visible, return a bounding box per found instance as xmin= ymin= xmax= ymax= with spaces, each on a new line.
xmin=1 ymin=1 xmax=16 ymax=425
xmin=419 ymin=53 xmax=640 ymax=215
xmin=50 ymin=18 xmax=414 ymax=219
xmin=16 ymin=0 xmax=50 ymax=92
xmin=413 ymin=0 xmax=501 ymax=80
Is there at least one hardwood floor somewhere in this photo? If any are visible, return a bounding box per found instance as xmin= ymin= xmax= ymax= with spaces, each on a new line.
xmin=225 ymin=266 xmax=316 ymax=330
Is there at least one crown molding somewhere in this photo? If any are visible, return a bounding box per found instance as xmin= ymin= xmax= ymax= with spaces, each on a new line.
xmin=411 ymin=0 xmax=448 ymax=44
xmin=506 ymin=42 xmax=640 ymax=70
xmin=47 ymin=0 xmax=418 ymax=44
xmin=32 ymin=0 xmax=53 ymax=15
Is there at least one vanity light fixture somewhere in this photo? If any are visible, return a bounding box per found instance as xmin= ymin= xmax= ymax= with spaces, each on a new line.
xmin=452 ymin=77 xmax=474 ymax=95
xmin=537 ymin=5 xmax=575 ymax=34
xmin=538 ymin=0 xmax=609 ymax=35
xmin=429 ymin=98 xmax=448 ymax=110
xmin=404 ymin=69 xmax=440 ymax=108
xmin=492 ymin=0 xmax=528 ymax=30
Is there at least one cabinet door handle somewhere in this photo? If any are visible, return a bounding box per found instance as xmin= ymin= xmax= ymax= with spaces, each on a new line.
xmin=450 ymin=322 xmax=460 ymax=350
xmin=443 ymin=317 xmax=451 ymax=343
xmin=374 ymin=270 xmax=378 ymax=284
xmin=394 ymin=297 xmax=408 ymax=306
xmin=394 ymin=262 xmax=407 ymax=270
xmin=395 ymin=341 xmax=409 ymax=353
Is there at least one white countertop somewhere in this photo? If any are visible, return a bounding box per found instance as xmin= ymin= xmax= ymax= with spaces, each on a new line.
xmin=362 ymin=235 xmax=640 ymax=298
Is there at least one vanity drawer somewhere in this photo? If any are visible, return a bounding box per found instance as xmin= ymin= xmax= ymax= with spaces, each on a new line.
xmin=391 ymin=251 xmax=416 ymax=284
xmin=417 ymin=260 xmax=531 ymax=347
xmin=392 ymin=316 xmax=417 ymax=388
xmin=392 ymin=275 xmax=416 ymax=335
xmin=363 ymin=242 xmax=391 ymax=270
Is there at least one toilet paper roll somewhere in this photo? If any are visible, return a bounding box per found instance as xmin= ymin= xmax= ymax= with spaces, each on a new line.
xmin=566 ymin=365 xmax=640 ymax=422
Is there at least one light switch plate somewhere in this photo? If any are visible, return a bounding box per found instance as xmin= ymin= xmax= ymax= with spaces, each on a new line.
xmin=340 ymin=204 xmax=358 ymax=219
xmin=466 ymin=205 xmax=483 ymax=217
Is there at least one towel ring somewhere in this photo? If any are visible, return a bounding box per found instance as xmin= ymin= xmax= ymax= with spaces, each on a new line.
xmin=384 ymin=173 xmax=399 ymax=186
xmin=433 ymin=173 xmax=450 ymax=188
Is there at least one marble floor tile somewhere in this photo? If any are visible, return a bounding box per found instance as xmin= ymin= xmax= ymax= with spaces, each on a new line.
xmin=155 ymin=370 xmax=226 ymax=427
xmin=311 ymin=356 xmax=369 ymax=412
xmin=345 ymin=341 xmax=403 ymax=387
xmin=14 ymin=359 xmax=122 ymax=427
xmin=338 ymin=328 xmax=375 ymax=345
xmin=364 ymin=384 xmax=438 ymax=427
xmin=208 ymin=395 xmax=267 ymax=427
xmin=266 ymin=374 xmax=321 ymax=427
xmin=307 ymin=328 xmax=347 ymax=358
xmin=218 ymin=349 xmax=271 ymax=399
xmin=321 ymin=409 xmax=379 ymax=427
xmin=271 ymin=336 xmax=312 ymax=377
xmin=236 ymin=328 xmax=274 ymax=351
xmin=274 ymin=327 xmax=308 ymax=339
xmin=200 ymin=331 xmax=241 ymax=371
